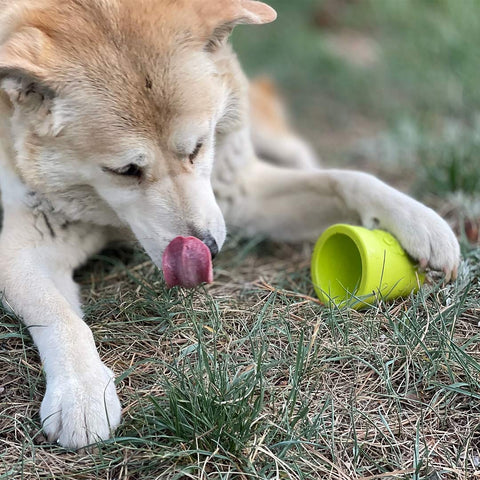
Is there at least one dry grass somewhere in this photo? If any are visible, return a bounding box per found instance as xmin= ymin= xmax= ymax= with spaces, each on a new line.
xmin=1 ymin=234 xmax=479 ymax=479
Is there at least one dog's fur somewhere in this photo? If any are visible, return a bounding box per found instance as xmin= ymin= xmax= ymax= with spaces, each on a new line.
xmin=0 ymin=0 xmax=460 ymax=449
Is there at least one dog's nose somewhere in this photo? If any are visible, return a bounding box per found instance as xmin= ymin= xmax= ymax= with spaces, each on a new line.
xmin=202 ymin=234 xmax=219 ymax=259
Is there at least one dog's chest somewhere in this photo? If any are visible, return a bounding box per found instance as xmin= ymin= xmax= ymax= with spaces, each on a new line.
xmin=212 ymin=129 xmax=253 ymax=211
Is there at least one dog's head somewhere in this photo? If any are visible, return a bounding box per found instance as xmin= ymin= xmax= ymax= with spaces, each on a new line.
xmin=0 ymin=0 xmax=275 ymax=282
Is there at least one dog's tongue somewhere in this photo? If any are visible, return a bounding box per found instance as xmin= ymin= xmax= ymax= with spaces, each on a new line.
xmin=162 ymin=236 xmax=213 ymax=288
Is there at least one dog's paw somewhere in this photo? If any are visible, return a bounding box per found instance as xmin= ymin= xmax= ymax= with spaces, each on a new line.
xmin=380 ymin=201 xmax=460 ymax=281
xmin=40 ymin=363 xmax=121 ymax=450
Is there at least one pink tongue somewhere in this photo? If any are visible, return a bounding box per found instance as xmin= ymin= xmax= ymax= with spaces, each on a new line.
xmin=162 ymin=236 xmax=213 ymax=288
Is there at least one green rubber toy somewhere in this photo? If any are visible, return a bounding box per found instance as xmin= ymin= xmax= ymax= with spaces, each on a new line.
xmin=311 ymin=224 xmax=425 ymax=310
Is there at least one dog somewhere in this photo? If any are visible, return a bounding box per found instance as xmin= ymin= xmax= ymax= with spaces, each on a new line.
xmin=0 ymin=0 xmax=460 ymax=449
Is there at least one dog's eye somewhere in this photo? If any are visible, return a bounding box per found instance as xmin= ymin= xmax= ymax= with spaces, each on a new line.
xmin=119 ymin=164 xmax=143 ymax=177
xmin=189 ymin=142 xmax=203 ymax=164
xmin=103 ymin=163 xmax=143 ymax=178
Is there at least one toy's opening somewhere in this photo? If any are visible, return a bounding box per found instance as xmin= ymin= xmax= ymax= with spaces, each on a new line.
xmin=316 ymin=233 xmax=363 ymax=300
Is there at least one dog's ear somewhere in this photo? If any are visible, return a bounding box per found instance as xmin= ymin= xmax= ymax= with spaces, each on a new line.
xmin=0 ymin=28 xmax=66 ymax=136
xmin=229 ymin=0 xmax=277 ymax=25
xmin=203 ymin=0 xmax=277 ymax=51
xmin=0 ymin=27 xmax=56 ymax=104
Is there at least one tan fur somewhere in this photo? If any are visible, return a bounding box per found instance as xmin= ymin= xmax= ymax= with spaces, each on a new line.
xmin=248 ymin=76 xmax=320 ymax=168
xmin=0 ymin=0 xmax=460 ymax=450
xmin=250 ymin=77 xmax=291 ymax=134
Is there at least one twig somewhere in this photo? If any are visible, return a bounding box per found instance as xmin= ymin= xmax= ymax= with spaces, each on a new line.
xmin=253 ymin=280 xmax=323 ymax=305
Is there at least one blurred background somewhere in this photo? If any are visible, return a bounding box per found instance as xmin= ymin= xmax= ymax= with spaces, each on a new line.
xmin=233 ymin=0 xmax=480 ymax=245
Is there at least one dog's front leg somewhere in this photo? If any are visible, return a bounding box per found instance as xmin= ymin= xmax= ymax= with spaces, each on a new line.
xmin=222 ymin=158 xmax=460 ymax=278
xmin=0 ymin=208 xmax=121 ymax=450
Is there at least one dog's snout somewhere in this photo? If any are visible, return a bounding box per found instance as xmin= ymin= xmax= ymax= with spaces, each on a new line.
xmin=202 ymin=234 xmax=219 ymax=259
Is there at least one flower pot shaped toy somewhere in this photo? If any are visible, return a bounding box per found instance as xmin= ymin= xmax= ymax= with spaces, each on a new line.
xmin=311 ymin=224 xmax=425 ymax=310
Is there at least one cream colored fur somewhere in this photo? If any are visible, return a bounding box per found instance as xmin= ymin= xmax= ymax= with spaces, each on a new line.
xmin=0 ymin=0 xmax=460 ymax=449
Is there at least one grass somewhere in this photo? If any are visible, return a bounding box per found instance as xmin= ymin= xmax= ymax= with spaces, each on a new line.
xmin=1 ymin=0 xmax=480 ymax=478
xmin=1 ymin=245 xmax=479 ymax=478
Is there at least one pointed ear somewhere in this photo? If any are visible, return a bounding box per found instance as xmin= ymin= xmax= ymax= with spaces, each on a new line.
xmin=203 ymin=0 xmax=277 ymax=51
xmin=234 ymin=0 xmax=277 ymax=25
xmin=0 ymin=27 xmax=55 ymax=97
